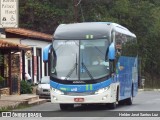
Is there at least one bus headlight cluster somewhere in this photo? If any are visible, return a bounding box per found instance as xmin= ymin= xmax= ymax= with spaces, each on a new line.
xmin=94 ymin=86 xmax=110 ymax=94
xmin=51 ymin=88 xmax=64 ymax=95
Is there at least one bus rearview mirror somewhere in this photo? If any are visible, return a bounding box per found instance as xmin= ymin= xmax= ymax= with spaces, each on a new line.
xmin=108 ymin=42 xmax=115 ymax=60
xmin=43 ymin=44 xmax=52 ymax=62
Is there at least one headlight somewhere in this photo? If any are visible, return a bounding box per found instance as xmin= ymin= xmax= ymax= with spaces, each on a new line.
xmin=51 ymin=88 xmax=64 ymax=95
xmin=94 ymin=86 xmax=110 ymax=94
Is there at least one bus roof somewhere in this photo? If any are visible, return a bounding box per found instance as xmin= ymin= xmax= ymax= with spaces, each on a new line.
xmin=54 ymin=22 xmax=136 ymax=39
xmin=86 ymin=22 xmax=136 ymax=37
xmin=111 ymin=23 xmax=136 ymax=37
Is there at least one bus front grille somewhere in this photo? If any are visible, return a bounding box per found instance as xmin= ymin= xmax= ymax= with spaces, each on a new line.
xmin=64 ymin=92 xmax=94 ymax=96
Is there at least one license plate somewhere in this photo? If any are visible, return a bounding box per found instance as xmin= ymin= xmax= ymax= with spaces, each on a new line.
xmin=74 ymin=98 xmax=84 ymax=102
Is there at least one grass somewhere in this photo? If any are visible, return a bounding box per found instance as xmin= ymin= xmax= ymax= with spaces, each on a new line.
xmin=14 ymin=104 xmax=31 ymax=110
xmin=0 ymin=104 xmax=31 ymax=112
xmin=0 ymin=106 xmax=12 ymax=112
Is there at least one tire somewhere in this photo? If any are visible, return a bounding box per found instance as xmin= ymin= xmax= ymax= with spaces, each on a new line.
xmin=60 ymin=104 xmax=74 ymax=111
xmin=125 ymin=96 xmax=133 ymax=105
xmin=125 ymin=85 xmax=133 ymax=105
xmin=108 ymin=102 xmax=116 ymax=109
xmin=118 ymin=100 xmax=126 ymax=105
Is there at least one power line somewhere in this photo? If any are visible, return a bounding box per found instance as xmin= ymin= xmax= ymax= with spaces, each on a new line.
xmin=74 ymin=0 xmax=78 ymax=22
xmin=75 ymin=0 xmax=82 ymax=7
xmin=74 ymin=0 xmax=85 ymax=22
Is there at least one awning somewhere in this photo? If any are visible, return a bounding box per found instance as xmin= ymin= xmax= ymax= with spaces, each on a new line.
xmin=0 ymin=39 xmax=31 ymax=50
xmin=5 ymin=28 xmax=53 ymax=41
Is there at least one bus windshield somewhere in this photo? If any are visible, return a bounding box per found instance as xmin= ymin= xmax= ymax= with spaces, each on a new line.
xmin=51 ymin=39 xmax=110 ymax=81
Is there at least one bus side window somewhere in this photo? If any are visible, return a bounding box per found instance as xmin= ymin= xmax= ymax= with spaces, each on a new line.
xmin=109 ymin=60 xmax=115 ymax=73
xmin=115 ymin=32 xmax=122 ymax=56
xmin=50 ymin=49 xmax=57 ymax=74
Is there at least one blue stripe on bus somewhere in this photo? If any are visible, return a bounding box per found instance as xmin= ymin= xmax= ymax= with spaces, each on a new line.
xmin=50 ymin=78 xmax=112 ymax=92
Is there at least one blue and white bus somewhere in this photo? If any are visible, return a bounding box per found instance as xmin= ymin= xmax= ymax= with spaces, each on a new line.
xmin=43 ymin=22 xmax=138 ymax=110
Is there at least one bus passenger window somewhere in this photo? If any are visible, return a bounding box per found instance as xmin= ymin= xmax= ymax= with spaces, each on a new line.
xmin=50 ymin=49 xmax=56 ymax=74
xmin=109 ymin=60 xmax=115 ymax=73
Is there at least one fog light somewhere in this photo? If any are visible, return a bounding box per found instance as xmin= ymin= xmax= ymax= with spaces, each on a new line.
xmin=102 ymin=97 xmax=107 ymax=100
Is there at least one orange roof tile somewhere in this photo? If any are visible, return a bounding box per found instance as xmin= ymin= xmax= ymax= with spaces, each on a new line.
xmin=5 ymin=28 xmax=53 ymax=41
xmin=0 ymin=39 xmax=31 ymax=50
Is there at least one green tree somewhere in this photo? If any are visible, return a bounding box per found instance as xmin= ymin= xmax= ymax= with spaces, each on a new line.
xmin=19 ymin=0 xmax=160 ymax=88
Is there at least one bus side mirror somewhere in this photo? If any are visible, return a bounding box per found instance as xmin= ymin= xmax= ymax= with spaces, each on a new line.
xmin=108 ymin=42 xmax=115 ymax=60
xmin=43 ymin=44 xmax=52 ymax=63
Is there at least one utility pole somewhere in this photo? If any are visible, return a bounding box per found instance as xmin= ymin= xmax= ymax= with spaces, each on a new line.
xmin=74 ymin=0 xmax=78 ymax=22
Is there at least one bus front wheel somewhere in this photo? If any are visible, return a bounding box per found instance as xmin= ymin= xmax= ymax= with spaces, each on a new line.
xmin=107 ymin=102 xmax=116 ymax=109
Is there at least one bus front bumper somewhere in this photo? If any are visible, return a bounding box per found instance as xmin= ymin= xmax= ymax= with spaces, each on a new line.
xmin=50 ymin=91 xmax=114 ymax=104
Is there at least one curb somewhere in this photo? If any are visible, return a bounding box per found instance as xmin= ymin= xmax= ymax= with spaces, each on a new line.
xmin=138 ymin=89 xmax=160 ymax=92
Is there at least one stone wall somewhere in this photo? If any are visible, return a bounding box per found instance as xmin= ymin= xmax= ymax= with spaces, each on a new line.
xmin=0 ymin=87 xmax=10 ymax=95
xmin=11 ymin=54 xmax=20 ymax=95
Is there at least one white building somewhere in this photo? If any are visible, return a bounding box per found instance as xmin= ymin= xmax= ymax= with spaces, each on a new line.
xmin=4 ymin=28 xmax=53 ymax=83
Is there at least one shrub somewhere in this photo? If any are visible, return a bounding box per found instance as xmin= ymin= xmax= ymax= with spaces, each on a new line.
xmin=20 ymin=80 xmax=33 ymax=94
xmin=0 ymin=76 xmax=4 ymax=82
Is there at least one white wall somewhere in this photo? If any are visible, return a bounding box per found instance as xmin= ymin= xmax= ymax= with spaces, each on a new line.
xmin=21 ymin=39 xmax=51 ymax=83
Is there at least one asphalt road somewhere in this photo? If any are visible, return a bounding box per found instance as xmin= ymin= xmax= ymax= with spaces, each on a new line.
xmin=18 ymin=91 xmax=160 ymax=111
xmin=1 ymin=91 xmax=160 ymax=120
xmin=16 ymin=91 xmax=160 ymax=114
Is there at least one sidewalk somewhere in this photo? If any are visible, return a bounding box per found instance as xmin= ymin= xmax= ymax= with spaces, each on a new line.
xmin=0 ymin=94 xmax=47 ymax=110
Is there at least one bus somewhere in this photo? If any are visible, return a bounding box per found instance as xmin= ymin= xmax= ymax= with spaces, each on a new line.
xmin=43 ymin=22 xmax=138 ymax=110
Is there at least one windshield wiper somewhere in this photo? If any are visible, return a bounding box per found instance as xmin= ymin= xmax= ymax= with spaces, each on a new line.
xmin=81 ymin=51 xmax=94 ymax=80
xmin=81 ymin=62 xmax=94 ymax=80
xmin=87 ymin=44 xmax=105 ymax=57
xmin=94 ymin=46 xmax=105 ymax=56
xmin=65 ymin=54 xmax=78 ymax=80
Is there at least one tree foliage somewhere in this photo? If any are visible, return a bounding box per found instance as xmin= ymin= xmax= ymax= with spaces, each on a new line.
xmin=19 ymin=0 xmax=160 ymax=88
xmin=20 ymin=80 xmax=32 ymax=94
